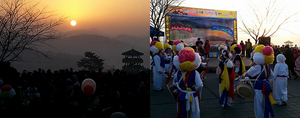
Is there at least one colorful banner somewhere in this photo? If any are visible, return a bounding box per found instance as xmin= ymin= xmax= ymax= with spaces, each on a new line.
xmin=211 ymin=25 xmax=234 ymax=38
xmin=167 ymin=16 xmax=235 ymax=46
xmin=170 ymin=24 xmax=193 ymax=33
xmin=165 ymin=6 xmax=237 ymax=46
xmin=167 ymin=6 xmax=236 ymax=19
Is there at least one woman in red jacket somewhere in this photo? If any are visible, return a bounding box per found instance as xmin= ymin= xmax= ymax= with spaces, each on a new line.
xmin=204 ymin=40 xmax=210 ymax=58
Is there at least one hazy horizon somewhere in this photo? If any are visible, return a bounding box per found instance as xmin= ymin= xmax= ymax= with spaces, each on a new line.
xmin=5 ymin=0 xmax=150 ymax=73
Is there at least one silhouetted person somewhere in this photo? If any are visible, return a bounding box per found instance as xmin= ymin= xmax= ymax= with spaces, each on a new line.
xmin=246 ymin=39 xmax=252 ymax=58
xmin=283 ymin=45 xmax=294 ymax=78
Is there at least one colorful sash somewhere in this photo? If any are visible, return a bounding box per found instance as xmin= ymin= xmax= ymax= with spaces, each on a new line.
xmin=176 ymin=70 xmax=200 ymax=118
xmin=254 ymin=65 xmax=275 ymax=118
xmin=164 ymin=52 xmax=172 ymax=64
xmin=219 ymin=62 xmax=235 ymax=108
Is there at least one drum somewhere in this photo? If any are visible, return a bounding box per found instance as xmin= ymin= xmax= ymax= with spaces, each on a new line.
xmin=236 ymin=83 xmax=254 ymax=98
xmin=167 ymin=84 xmax=177 ymax=100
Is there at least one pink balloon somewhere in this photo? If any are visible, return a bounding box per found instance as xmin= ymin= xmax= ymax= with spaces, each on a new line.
xmin=150 ymin=41 xmax=158 ymax=47
xmin=178 ymin=48 xmax=195 ymax=63
xmin=1 ymin=85 xmax=12 ymax=91
xmin=235 ymin=44 xmax=242 ymax=50
xmin=173 ymin=40 xmax=182 ymax=45
xmin=262 ymin=46 xmax=273 ymax=56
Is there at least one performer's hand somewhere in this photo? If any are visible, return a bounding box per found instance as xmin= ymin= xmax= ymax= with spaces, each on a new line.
xmin=234 ymin=74 xmax=239 ymax=78
xmin=242 ymin=72 xmax=248 ymax=78
xmin=159 ymin=71 xmax=164 ymax=74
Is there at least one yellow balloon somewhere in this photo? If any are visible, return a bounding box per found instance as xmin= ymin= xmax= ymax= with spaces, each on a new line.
xmin=154 ymin=42 xmax=163 ymax=51
xmin=255 ymin=45 xmax=265 ymax=53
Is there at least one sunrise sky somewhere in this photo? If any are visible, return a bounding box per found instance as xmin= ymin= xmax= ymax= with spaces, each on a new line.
xmin=180 ymin=0 xmax=300 ymax=46
xmin=35 ymin=0 xmax=149 ymax=38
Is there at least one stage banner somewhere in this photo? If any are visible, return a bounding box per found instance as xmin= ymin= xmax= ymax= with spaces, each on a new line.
xmin=168 ymin=16 xmax=235 ymax=46
xmin=167 ymin=6 xmax=236 ymax=19
xmin=165 ymin=6 xmax=237 ymax=46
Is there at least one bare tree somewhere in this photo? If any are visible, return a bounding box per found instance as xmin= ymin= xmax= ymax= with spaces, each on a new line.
xmin=150 ymin=0 xmax=185 ymax=41
xmin=238 ymin=0 xmax=299 ymax=44
xmin=0 ymin=0 xmax=66 ymax=62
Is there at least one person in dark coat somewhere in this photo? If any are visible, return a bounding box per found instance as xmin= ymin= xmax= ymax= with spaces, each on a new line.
xmin=240 ymin=40 xmax=245 ymax=56
xmin=283 ymin=45 xmax=294 ymax=78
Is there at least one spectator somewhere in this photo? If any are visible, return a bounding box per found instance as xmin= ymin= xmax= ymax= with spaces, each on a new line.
xmin=240 ymin=40 xmax=245 ymax=56
xmin=0 ymin=68 xmax=150 ymax=117
xmin=293 ymin=48 xmax=299 ymax=64
xmin=273 ymin=45 xmax=281 ymax=68
xmin=225 ymin=40 xmax=231 ymax=52
xmin=204 ymin=40 xmax=211 ymax=58
xmin=196 ymin=41 xmax=205 ymax=56
xmin=283 ymin=45 xmax=294 ymax=78
xmin=231 ymin=40 xmax=237 ymax=46
xmin=245 ymin=39 xmax=252 ymax=58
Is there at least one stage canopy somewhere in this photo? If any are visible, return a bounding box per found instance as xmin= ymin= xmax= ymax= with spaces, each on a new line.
xmin=150 ymin=26 xmax=164 ymax=38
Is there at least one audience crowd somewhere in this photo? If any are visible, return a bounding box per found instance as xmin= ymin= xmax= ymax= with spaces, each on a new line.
xmin=0 ymin=67 xmax=150 ymax=117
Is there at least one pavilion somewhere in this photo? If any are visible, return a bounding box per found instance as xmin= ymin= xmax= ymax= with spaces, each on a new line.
xmin=122 ymin=48 xmax=145 ymax=74
xmin=284 ymin=40 xmax=293 ymax=47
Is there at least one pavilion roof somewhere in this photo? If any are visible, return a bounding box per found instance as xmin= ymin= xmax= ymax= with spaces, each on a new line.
xmin=122 ymin=48 xmax=144 ymax=56
xmin=284 ymin=40 xmax=293 ymax=43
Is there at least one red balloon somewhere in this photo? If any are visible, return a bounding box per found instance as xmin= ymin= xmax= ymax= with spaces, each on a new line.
xmin=81 ymin=78 xmax=96 ymax=95
xmin=83 ymin=85 xmax=94 ymax=95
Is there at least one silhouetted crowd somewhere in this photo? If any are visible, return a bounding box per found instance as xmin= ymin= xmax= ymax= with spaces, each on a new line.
xmin=0 ymin=66 xmax=150 ymax=117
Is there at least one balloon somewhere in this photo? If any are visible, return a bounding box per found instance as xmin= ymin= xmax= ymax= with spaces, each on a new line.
xmin=81 ymin=78 xmax=96 ymax=95
xmin=0 ymin=85 xmax=15 ymax=99
xmin=83 ymin=85 xmax=94 ymax=95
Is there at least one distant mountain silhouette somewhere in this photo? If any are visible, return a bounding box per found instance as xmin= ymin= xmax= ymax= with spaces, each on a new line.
xmin=11 ymin=33 xmax=149 ymax=72
xmin=63 ymin=28 xmax=103 ymax=37
xmin=114 ymin=34 xmax=147 ymax=46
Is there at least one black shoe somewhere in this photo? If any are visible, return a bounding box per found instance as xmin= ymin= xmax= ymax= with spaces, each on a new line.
xmin=282 ymin=101 xmax=287 ymax=105
xmin=154 ymin=88 xmax=163 ymax=92
xmin=160 ymin=88 xmax=163 ymax=91
xmin=294 ymin=75 xmax=298 ymax=79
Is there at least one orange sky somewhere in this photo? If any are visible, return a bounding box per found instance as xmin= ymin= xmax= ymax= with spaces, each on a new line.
xmin=34 ymin=0 xmax=149 ymax=37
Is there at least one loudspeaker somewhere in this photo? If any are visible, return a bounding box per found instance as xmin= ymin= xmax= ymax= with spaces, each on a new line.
xmin=259 ymin=37 xmax=271 ymax=46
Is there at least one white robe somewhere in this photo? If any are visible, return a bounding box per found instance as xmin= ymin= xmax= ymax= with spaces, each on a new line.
xmin=273 ymin=62 xmax=289 ymax=104
xmin=153 ymin=55 xmax=165 ymax=91
xmin=174 ymin=71 xmax=203 ymax=118
xmin=247 ymin=65 xmax=275 ymax=118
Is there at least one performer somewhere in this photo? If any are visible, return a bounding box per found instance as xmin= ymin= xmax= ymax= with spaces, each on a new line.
xmin=231 ymin=44 xmax=246 ymax=93
xmin=218 ymin=50 xmax=235 ymax=108
xmin=250 ymin=44 xmax=259 ymax=66
xmin=243 ymin=45 xmax=276 ymax=118
xmin=172 ymin=47 xmax=203 ymax=118
xmin=164 ymin=43 xmax=173 ymax=75
xmin=273 ymin=54 xmax=289 ymax=105
xmin=217 ymin=44 xmax=227 ymax=62
xmin=150 ymin=41 xmax=165 ymax=91
xmin=165 ymin=40 xmax=184 ymax=84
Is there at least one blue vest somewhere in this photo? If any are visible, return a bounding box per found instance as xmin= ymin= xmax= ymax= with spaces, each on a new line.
xmin=254 ymin=65 xmax=271 ymax=90
xmin=153 ymin=55 xmax=165 ymax=68
xmin=176 ymin=70 xmax=198 ymax=99
xmin=164 ymin=52 xmax=171 ymax=64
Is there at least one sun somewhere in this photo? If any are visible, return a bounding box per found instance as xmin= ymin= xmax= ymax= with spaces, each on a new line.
xmin=70 ymin=20 xmax=76 ymax=26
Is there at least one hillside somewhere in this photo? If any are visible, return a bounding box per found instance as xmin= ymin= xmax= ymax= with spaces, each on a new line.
xmin=10 ymin=34 xmax=149 ymax=73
